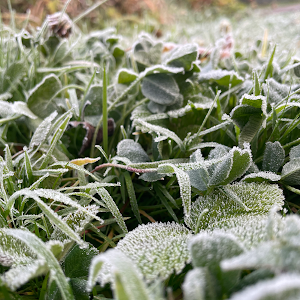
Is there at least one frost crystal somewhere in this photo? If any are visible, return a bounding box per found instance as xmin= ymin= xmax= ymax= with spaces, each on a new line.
xmin=98 ymin=222 xmax=192 ymax=284
xmin=185 ymin=182 xmax=284 ymax=248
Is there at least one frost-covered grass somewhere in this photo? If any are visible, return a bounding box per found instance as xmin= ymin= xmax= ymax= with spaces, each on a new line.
xmin=1 ymin=2 xmax=300 ymax=299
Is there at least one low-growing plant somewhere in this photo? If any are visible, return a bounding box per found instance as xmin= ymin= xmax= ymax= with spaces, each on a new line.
xmin=1 ymin=1 xmax=300 ymax=299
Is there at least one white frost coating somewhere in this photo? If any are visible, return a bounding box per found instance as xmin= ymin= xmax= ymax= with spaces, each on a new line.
xmin=34 ymin=189 xmax=104 ymax=223
xmin=51 ymin=205 xmax=99 ymax=243
xmin=281 ymin=158 xmax=300 ymax=185
xmin=29 ymin=111 xmax=58 ymax=148
xmin=182 ymin=268 xmax=206 ymax=300
xmin=98 ymin=222 xmax=192 ymax=285
xmin=140 ymin=64 xmax=184 ymax=77
xmin=229 ymin=274 xmax=300 ymax=300
xmin=221 ymin=214 xmax=300 ymax=273
xmin=0 ymin=229 xmax=37 ymax=267
xmin=1 ymin=259 xmax=48 ymax=291
xmin=189 ymin=231 xmax=245 ymax=266
xmin=158 ymin=164 xmax=191 ymax=217
xmin=185 ymin=182 xmax=284 ymax=248
xmin=88 ymin=249 xmax=151 ymax=300
xmin=135 ymin=119 xmax=184 ymax=151
xmin=199 ymin=70 xmax=243 ymax=84
xmin=242 ymin=171 xmax=281 ymax=182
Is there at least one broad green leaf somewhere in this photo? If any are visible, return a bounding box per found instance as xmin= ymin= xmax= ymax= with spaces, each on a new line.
xmin=262 ymin=141 xmax=285 ymax=173
xmin=158 ymin=163 xmax=191 ymax=217
xmin=281 ymin=158 xmax=300 ymax=185
xmin=27 ymin=74 xmax=62 ymax=119
xmin=118 ymin=69 xmax=138 ymax=84
xmin=209 ymin=146 xmax=251 ymax=186
xmin=87 ymin=249 xmax=151 ymax=300
xmin=1 ymin=61 xmax=26 ymax=93
xmin=165 ymin=44 xmax=198 ymax=71
xmin=189 ymin=231 xmax=244 ymax=268
xmin=2 ymin=229 xmax=73 ymax=300
xmin=84 ymin=84 xmax=103 ymax=127
xmin=97 ymin=187 xmax=128 ymax=234
xmin=98 ymin=223 xmax=191 ymax=285
xmin=198 ymin=70 xmax=243 ymax=87
xmin=289 ymin=144 xmax=300 ymax=160
xmin=141 ymin=74 xmax=180 ymax=106
xmin=117 ymin=139 xmax=150 ymax=163
xmin=185 ymin=182 xmax=284 ymax=248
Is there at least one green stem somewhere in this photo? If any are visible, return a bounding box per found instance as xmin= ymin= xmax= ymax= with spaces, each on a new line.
xmin=102 ymin=67 xmax=108 ymax=155
xmin=90 ymin=76 xmax=142 ymax=157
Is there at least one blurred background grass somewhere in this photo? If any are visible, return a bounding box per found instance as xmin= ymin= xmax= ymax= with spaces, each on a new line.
xmin=1 ymin=0 xmax=299 ymax=29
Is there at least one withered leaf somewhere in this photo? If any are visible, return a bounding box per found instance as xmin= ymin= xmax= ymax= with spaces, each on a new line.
xmin=69 ymin=118 xmax=115 ymax=155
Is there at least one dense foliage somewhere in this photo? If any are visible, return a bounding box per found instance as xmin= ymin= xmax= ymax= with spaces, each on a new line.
xmin=1 ymin=4 xmax=300 ymax=300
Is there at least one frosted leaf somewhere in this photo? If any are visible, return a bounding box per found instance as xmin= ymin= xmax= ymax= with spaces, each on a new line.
xmin=147 ymin=101 xmax=167 ymax=113
xmin=33 ymin=189 xmax=103 ymax=223
xmin=88 ymin=249 xmax=151 ymax=300
xmin=117 ymin=139 xmax=150 ymax=163
xmin=209 ymin=146 xmax=252 ymax=186
xmin=51 ymin=205 xmax=99 ymax=243
xmin=117 ymin=68 xmax=138 ymax=84
xmin=242 ymin=172 xmax=281 ymax=183
xmin=167 ymin=100 xmax=213 ymax=118
xmin=165 ymin=43 xmax=198 ymax=71
xmin=3 ymin=229 xmax=73 ymax=300
xmin=182 ymin=268 xmax=206 ymax=300
xmin=30 ymin=111 xmax=58 ymax=148
xmin=198 ymin=70 xmax=243 ymax=87
xmin=27 ymin=74 xmax=62 ymax=119
xmin=239 ymin=94 xmax=267 ymax=116
xmin=98 ymin=222 xmax=192 ymax=285
xmin=281 ymin=158 xmax=300 ymax=185
xmin=262 ymin=78 xmax=289 ymax=104
xmin=189 ymin=231 xmax=245 ymax=268
xmin=229 ymin=274 xmax=300 ymax=300
xmin=262 ymin=142 xmax=285 ymax=173
xmin=141 ymin=74 xmax=180 ymax=106
xmin=1 ymin=259 xmax=48 ymax=291
xmin=158 ymin=164 xmax=191 ymax=217
xmin=185 ymin=182 xmax=284 ymax=248
xmin=117 ymin=222 xmax=191 ymax=282
xmin=135 ymin=119 xmax=184 ymax=151
xmin=290 ymin=144 xmax=300 ymax=160
xmin=97 ymin=187 xmax=128 ymax=234
xmin=84 ymin=85 xmax=103 ymax=127
xmin=221 ymin=215 xmax=300 ymax=273
xmin=0 ymin=229 xmax=37 ymax=267
xmin=141 ymin=64 xmax=184 ymax=77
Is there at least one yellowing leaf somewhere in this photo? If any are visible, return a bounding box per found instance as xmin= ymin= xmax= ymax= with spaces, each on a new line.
xmin=70 ymin=157 xmax=100 ymax=166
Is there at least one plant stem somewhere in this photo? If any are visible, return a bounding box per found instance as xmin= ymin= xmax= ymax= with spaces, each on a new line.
xmin=102 ymin=67 xmax=108 ymax=155
xmin=90 ymin=77 xmax=142 ymax=157
xmin=91 ymin=163 xmax=157 ymax=174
